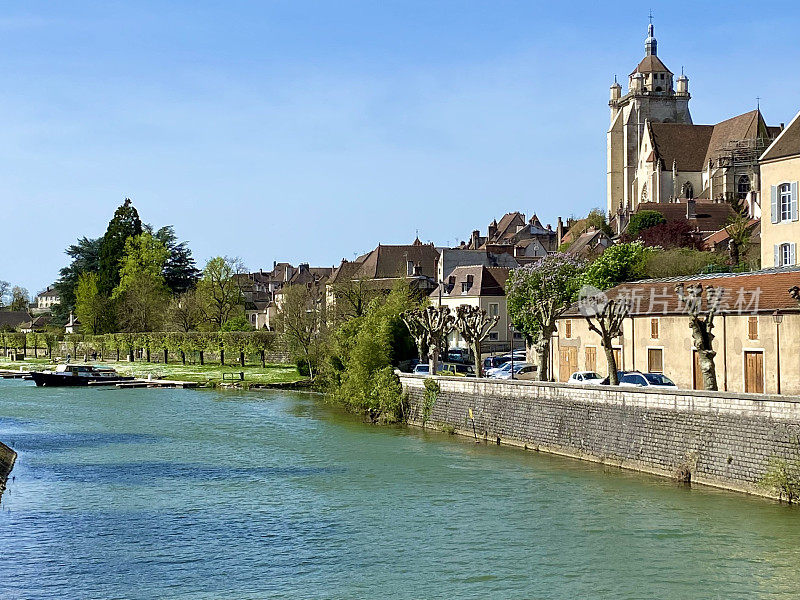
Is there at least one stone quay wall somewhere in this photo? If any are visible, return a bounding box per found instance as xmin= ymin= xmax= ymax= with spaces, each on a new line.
xmin=398 ymin=374 xmax=800 ymax=497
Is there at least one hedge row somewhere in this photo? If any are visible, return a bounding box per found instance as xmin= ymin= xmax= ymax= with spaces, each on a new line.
xmin=0 ymin=331 xmax=282 ymax=367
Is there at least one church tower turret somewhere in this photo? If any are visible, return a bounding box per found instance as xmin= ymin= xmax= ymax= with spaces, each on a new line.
xmin=645 ymin=22 xmax=657 ymax=56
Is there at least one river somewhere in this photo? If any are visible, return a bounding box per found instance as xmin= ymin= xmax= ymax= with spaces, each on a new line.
xmin=1 ymin=379 xmax=799 ymax=599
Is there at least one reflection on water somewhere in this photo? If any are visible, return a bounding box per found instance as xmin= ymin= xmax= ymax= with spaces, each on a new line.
xmin=1 ymin=379 xmax=800 ymax=599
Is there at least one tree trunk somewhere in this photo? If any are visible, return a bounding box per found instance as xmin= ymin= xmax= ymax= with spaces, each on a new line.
xmin=532 ymin=336 xmax=550 ymax=381
xmin=33 ymin=345 xmax=37 ymax=358
xmin=239 ymin=351 xmax=245 ymax=367
xmin=146 ymin=348 xmax=151 ymax=362
xmin=260 ymin=350 xmax=266 ymax=368
xmin=698 ymin=348 xmax=718 ymax=391
xmin=429 ymin=348 xmax=439 ymax=376
xmin=181 ymin=351 xmax=186 ymax=365
xmin=603 ymin=340 xmax=619 ymax=385
xmin=164 ymin=348 xmax=168 ymax=364
xmin=473 ymin=341 xmax=482 ymax=377
xmin=199 ymin=350 xmax=204 ymax=366
xmin=116 ymin=349 xmax=120 ymax=361
xmin=220 ymin=349 xmax=225 ymax=366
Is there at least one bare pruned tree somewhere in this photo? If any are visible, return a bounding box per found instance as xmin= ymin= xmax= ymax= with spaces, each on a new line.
xmin=581 ymin=292 xmax=630 ymax=385
xmin=675 ymin=283 xmax=724 ymax=391
xmin=455 ymin=305 xmax=498 ymax=377
xmin=402 ymin=306 xmax=455 ymax=374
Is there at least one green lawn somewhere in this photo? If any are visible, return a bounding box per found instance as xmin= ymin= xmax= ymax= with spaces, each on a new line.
xmin=0 ymin=357 xmax=305 ymax=387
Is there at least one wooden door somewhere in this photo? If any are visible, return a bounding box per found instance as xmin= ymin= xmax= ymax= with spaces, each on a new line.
xmin=559 ymin=347 xmax=578 ymax=382
xmin=692 ymin=350 xmax=704 ymax=390
xmin=612 ymin=347 xmax=622 ymax=371
xmin=585 ymin=347 xmax=597 ymax=372
xmin=744 ymin=351 xmax=764 ymax=394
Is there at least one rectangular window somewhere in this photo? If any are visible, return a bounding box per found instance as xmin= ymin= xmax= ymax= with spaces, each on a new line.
xmin=648 ymin=348 xmax=663 ymax=373
xmin=780 ymin=184 xmax=793 ymax=221
xmin=513 ymin=332 xmax=523 ymax=340
xmin=564 ymin=319 xmax=572 ymax=338
xmin=488 ymin=303 xmax=499 ymax=317
xmin=748 ymin=316 xmax=758 ymax=340
xmin=650 ymin=318 xmax=659 ymax=339
xmin=489 ymin=332 xmax=499 ymax=341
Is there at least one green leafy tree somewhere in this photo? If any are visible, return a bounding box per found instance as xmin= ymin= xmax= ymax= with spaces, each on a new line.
xmin=10 ymin=286 xmax=29 ymax=311
xmin=583 ymin=242 xmax=652 ymax=290
xmin=329 ymin=282 xmax=416 ymax=421
xmin=98 ymin=198 xmax=143 ymax=296
xmin=221 ymin=315 xmax=254 ymax=331
xmin=197 ymin=256 xmax=246 ymax=330
xmin=113 ymin=232 xmax=170 ymax=332
xmin=626 ymin=210 xmax=666 ymax=237
xmin=75 ymin=272 xmax=111 ymax=334
xmin=506 ymin=253 xmax=586 ymax=380
xmin=277 ymin=283 xmax=326 ymax=379
xmin=166 ymin=290 xmax=204 ymax=332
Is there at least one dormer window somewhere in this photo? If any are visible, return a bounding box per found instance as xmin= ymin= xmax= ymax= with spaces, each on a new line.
xmin=461 ymin=275 xmax=474 ymax=294
xmin=407 ymin=261 xmax=414 ymax=276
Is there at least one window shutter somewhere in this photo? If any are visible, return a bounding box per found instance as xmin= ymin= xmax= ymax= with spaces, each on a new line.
xmin=775 ymin=244 xmax=780 ymax=267
xmin=771 ymin=185 xmax=779 ymax=223
xmin=792 ymin=243 xmax=797 ymax=266
xmin=793 ymin=182 xmax=799 ymax=221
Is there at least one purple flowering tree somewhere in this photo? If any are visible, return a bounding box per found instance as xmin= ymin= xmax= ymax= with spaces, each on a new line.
xmin=506 ymin=254 xmax=587 ymax=380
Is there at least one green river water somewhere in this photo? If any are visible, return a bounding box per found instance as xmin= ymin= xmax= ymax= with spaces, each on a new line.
xmin=1 ymin=379 xmax=799 ymax=599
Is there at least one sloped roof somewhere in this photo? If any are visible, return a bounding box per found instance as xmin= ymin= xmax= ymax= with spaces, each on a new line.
xmin=650 ymin=110 xmax=777 ymax=172
xmin=761 ymin=110 xmax=800 ymax=162
xmin=631 ymin=54 xmax=672 ymax=76
xmin=650 ymin=123 xmax=714 ymax=171
xmin=564 ymin=268 xmax=800 ymax=317
xmin=566 ymin=229 xmax=612 ymax=258
xmin=493 ymin=212 xmax=525 ymax=242
xmin=328 ymin=259 xmax=364 ymax=284
xmin=0 ymin=311 xmax=31 ymax=329
xmin=432 ymin=266 xmax=509 ymax=298
xmin=348 ymin=243 xmax=439 ymax=280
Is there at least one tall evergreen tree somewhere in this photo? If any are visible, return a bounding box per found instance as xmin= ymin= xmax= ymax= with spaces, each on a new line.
xmin=53 ymin=236 xmax=102 ymax=324
xmin=97 ymin=198 xmax=142 ymax=296
xmin=154 ymin=226 xmax=200 ymax=294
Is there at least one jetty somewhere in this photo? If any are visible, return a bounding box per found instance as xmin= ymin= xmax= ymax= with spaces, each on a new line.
xmin=88 ymin=378 xmax=198 ymax=389
xmin=0 ymin=369 xmax=32 ymax=380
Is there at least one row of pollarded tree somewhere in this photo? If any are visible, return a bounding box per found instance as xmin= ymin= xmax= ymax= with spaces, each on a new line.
xmin=402 ymin=305 xmax=498 ymax=377
xmin=0 ymin=331 xmax=280 ymax=368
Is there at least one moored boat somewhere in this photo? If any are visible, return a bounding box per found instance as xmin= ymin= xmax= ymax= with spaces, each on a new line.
xmin=30 ymin=364 xmax=134 ymax=387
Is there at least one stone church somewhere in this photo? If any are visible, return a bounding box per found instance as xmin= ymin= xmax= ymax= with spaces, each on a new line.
xmin=607 ymin=22 xmax=783 ymax=222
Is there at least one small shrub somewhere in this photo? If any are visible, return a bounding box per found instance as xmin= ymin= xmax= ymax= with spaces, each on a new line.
xmin=440 ymin=424 xmax=456 ymax=435
xmin=760 ymin=457 xmax=800 ymax=504
xmin=422 ymin=378 xmax=440 ymax=426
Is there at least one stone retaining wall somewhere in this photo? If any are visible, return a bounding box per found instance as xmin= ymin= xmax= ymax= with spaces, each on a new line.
xmin=399 ymin=374 xmax=800 ymax=497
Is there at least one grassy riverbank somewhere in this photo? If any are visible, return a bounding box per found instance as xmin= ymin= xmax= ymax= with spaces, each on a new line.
xmin=0 ymin=357 xmax=305 ymax=388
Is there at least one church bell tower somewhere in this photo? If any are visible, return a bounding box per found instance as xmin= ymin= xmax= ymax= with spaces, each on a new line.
xmin=607 ymin=20 xmax=692 ymax=215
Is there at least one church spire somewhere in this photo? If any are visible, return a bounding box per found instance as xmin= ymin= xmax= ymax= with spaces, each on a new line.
xmin=645 ymin=15 xmax=657 ymax=56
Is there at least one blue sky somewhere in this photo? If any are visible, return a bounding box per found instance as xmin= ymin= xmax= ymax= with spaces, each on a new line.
xmin=3 ymin=1 xmax=800 ymax=295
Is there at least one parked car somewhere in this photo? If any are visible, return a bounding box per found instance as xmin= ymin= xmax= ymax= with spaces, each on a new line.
xmin=494 ymin=362 xmax=537 ymax=380
xmin=600 ymin=371 xmax=630 ymax=385
xmin=567 ymin=371 xmax=604 ymax=385
xmin=440 ymin=363 xmax=476 ymax=377
xmin=397 ymin=358 xmax=420 ymax=373
xmin=619 ymin=372 xmax=677 ymax=388
xmin=485 ymin=352 xmax=526 ymax=377
xmin=483 ymin=355 xmax=511 ymax=371
xmin=413 ymin=362 xmax=443 ymax=375
xmin=446 ymin=348 xmax=474 ymax=365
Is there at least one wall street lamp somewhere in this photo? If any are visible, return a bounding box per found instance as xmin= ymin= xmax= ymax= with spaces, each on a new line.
xmin=773 ymin=311 xmax=783 ymax=395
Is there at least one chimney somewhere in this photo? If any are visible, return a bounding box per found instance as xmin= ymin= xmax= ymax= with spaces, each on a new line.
xmin=488 ymin=221 xmax=497 ymax=240
xmin=557 ymin=217 xmax=564 ymax=245
xmin=470 ymin=230 xmax=480 ymax=249
xmin=273 ymin=260 xmax=277 ymax=268
xmin=686 ymin=199 xmax=696 ymax=220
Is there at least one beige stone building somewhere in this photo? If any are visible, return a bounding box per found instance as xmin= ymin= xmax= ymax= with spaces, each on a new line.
xmin=430 ymin=266 xmax=519 ymax=353
xmin=760 ymin=109 xmax=800 ymax=268
xmin=554 ymin=270 xmax=800 ymax=395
